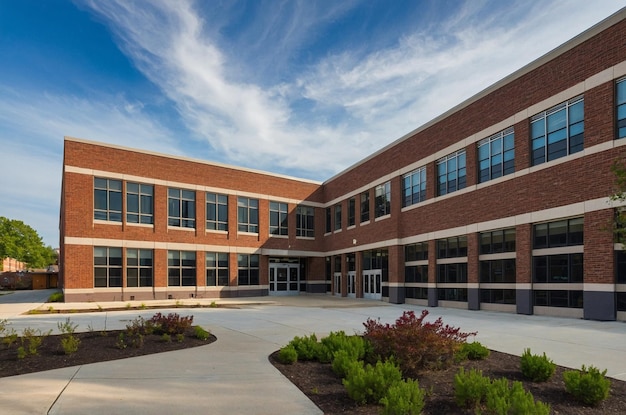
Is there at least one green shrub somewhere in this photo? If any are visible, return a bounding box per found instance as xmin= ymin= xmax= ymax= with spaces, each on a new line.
xmin=48 ymin=292 xmax=64 ymax=302
xmin=116 ymin=333 xmax=127 ymax=349
xmin=278 ymin=345 xmax=298 ymax=364
xmin=2 ymin=327 xmax=18 ymax=349
xmin=16 ymin=346 xmax=26 ymax=359
xmin=331 ymin=349 xmax=363 ymax=377
xmin=563 ymin=365 xmax=611 ymax=406
xmin=61 ymin=335 xmax=81 ymax=355
xmin=19 ymin=328 xmax=50 ymax=356
xmin=343 ymin=359 xmax=402 ymax=404
xmin=288 ymin=334 xmax=320 ymax=361
xmin=150 ymin=312 xmax=193 ymax=335
xmin=161 ymin=333 xmax=172 ymax=343
xmin=318 ymin=331 xmax=366 ymax=363
xmin=457 ymin=341 xmax=490 ymax=361
xmin=454 ymin=367 xmax=490 ymax=409
xmin=520 ymin=348 xmax=555 ymax=382
xmin=193 ymin=326 xmax=210 ymax=340
xmin=483 ymin=379 xmax=550 ymax=415
xmin=363 ymin=310 xmax=476 ymax=376
xmin=380 ymin=379 xmax=425 ymax=415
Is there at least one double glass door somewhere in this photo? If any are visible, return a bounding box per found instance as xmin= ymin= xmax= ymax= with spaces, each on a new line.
xmin=363 ymin=270 xmax=382 ymax=300
xmin=269 ymin=264 xmax=299 ymax=295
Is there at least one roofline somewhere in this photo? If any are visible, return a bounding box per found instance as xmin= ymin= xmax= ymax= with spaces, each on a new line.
xmin=323 ymin=6 xmax=626 ymax=185
xmin=63 ymin=136 xmax=323 ymax=185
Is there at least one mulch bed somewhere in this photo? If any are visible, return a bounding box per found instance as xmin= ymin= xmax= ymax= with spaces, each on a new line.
xmin=0 ymin=329 xmax=215 ymax=378
xmin=269 ymin=350 xmax=626 ymax=414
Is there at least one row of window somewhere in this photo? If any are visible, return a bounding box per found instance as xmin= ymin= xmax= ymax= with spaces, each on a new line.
xmin=325 ymin=185 xmax=385 ymax=233
xmin=95 ymin=182 xmax=316 ymax=237
xmin=94 ymin=247 xmax=259 ymax=288
xmin=406 ymin=288 xmax=584 ymax=308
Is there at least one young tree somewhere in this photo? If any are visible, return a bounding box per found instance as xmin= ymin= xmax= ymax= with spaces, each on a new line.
xmin=0 ymin=217 xmax=55 ymax=269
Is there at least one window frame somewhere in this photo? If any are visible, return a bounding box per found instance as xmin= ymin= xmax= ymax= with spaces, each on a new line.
xmin=269 ymin=201 xmax=288 ymax=236
xmin=94 ymin=246 xmax=122 ymax=288
xmin=206 ymin=193 xmax=228 ymax=231
xmin=402 ymin=166 xmax=427 ymax=207
xmin=167 ymin=250 xmax=196 ymax=286
xmin=437 ymin=150 xmax=466 ymax=196
xmin=94 ymin=178 xmax=122 ymax=222
xmin=126 ymin=248 xmax=153 ymax=287
xmin=126 ymin=182 xmax=154 ymax=225
xmin=206 ymin=252 xmax=229 ymax=286
xmin=168 ymin=188 xmax=196 ymax=229
xmin=617 ymin=78 xmax=626 ymax=139
xmin=296 ymin=205 xmax=315 ymax=238
xmin=360 ymin=191 xmax=370 ymax=223
xmin=237 ymin=197 xmax=259 ymax=233
xmin=375 ymin=181 xmax=391 ymax=218
xmin=334 ymin=204 xmax=342 ymax=231
xmin=477 ymin=127 xmax=514 ymax=183
xmin=237 ymin=254 xmax=259 ymax=285
xmin=348 ymin=197 xmax=356 ymax=227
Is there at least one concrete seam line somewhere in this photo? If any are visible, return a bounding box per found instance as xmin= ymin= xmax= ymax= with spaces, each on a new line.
xmin=47 ymin=366 xmax=82 ymax=415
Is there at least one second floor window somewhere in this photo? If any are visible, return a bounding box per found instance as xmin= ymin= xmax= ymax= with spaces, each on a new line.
xmin=325 ymin=207 xmax=332 ymax=233
xmin=403 ymin=167 xmax=426 ymax=207
xmin=375 ymin=182 xmax=391 ymax=217
xmin=269 ymin=201 xmax=288 ymax=236
xmin=348 ymin=198 xmax=356 ymax=227
xmin=206 ymin=193 xmax=228 ymax=231
xmin=168 ymin=188 xmax=195 ymax=228
xmin=478 ymin=127 xmax=514 ymax=183
xmin=126 ymin=183 xmax=153 ymax=225
xmin=360 ymin=191 xmax=370 ymax=222
xmin=334 ymin=204 xmax=342 ymax=231
xmin=237 ymin=197 xmax=259 ymax=233
xmin=437 ymin=150 xmax=466 ymax=196
xmin=296 ymin=206 xmax=315 ymax=237
xmin=531 ymin=96 xmax=584 ymax=165
xmin=617 ymin=79 xmax=626 ymax=139
xmin=94 ymin=178 xmax=122 ymax=222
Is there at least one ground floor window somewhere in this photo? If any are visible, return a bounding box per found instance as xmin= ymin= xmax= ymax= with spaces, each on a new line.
xmin=617 ymin=293 xmax=626 ymax=311
xmin=534 ymin=290 xmax=583 ymax=308
xmin=438 ymin=288 xmax=467 ymax=302
xmin=437 ymin=263 xmax=467 ymax=283
xmin=481 ymin=289 xmax=515 ymax=304
xmin=206 ymin=252 xmax=229 ymax=286
xmin=238 ymin=254 xmax=259 ymax=285
xmin=405 ymin=286 xmax=428 ymax=300
xmin=94 ymin=247 xmax=122 ymax=287
xmin=126 ymin=249 xmax=153 ymax=287
xmin=480 ymin=259 xmax=515 ymax=283
xmin=405 ymin=265 xmax=428 ymax=282
xmin=168 ymin=251 xmax=196 ymax=286
xmin=533 ymin=254 xmax=583 ymax=283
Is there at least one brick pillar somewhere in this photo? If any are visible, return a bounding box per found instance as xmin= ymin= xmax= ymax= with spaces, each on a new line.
xmin=584 ymin=209 xmax=616 ymax=320
xmin=341 ymin=253 xmax=347 ymax=297
xmin=387 ymin=245 xmax=405 ymax=304
xmin=428 ymin=239 xmax=438 ymax=307
xmin=467 ymin=232 xmax=480 ymax=310
xmin=307 ymin=257 xmax=327 ymax=294
xmin=154 ymin=248 xmax=168 ymax=300
xmin=229 ymin=252 xmax=239 ymax=292
xmin=516 ymin=223 xmax=533 ymax=315
xmin=356 ymin=251 xmax=363 ymax=298
xmin=514 ymin=119 xmax=530 ymax=170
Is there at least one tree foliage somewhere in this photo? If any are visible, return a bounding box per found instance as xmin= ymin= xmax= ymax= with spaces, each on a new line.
xmin=0 ymin=217 xmax=56 ymax=269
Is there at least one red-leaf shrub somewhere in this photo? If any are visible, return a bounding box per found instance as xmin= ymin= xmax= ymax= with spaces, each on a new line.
xmin=363 ymin=310 xmax=476 ymax=376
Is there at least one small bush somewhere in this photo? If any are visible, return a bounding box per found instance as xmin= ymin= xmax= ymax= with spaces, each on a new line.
xmin=115 ymin=333 xmax=127 ymax=349
xmin=176 ymin=333 xmax=185 ymax=343
xmin=457 ymin=341 xmax=490 ymax=361
xmin=161 ymin=333 xmax=172 ymax=343
xmin=20 ymin=328 xmax=49 ymax=356
xmin=454 ymin=367 xmax=490 ymax=409
xmin=484 ymin=379 xmax=550 ymax=415
xmin=363 ymin=310 xmax=476 ymax=375
xmin=278 ymin=345 xmax=298 ymax=364
xmin=563 ymin=365 xmax=611 ymax=406
xmin=380 ymin=379 xmax=426 ymax=415
xmin=16 ymin=346 xmax=26 ymax=359
xmin=332 ymin=349 xmax=363 ymax=378
xmin=288 ymin=334 xmax=320 ymax=361
xmin=318 ymin=331 xmax=366 ymax=363
xmin=150 ymin=312 xmax=193 ymax=335
xmin=520 ymin=348 xmax=556 ymax=382
xmin=48 ymin=292 xmax=64 ymax=302
xmin=61 ymin=335 xmax=81 ymax=355
xmin=193 ymin=326 xmax=210 ymax=340
xmin=2 ymin=327 xmax=18 ymax=349
xmin=343 ymin=359 xmax=402 ymax=404
xmin=58 ymin=317 xmax=78 ymax=335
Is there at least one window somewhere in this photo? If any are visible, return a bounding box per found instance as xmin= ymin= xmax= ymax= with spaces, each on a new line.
xmin=237 ymin=254 xmax=259 ymax=285
xmin=168 ymin=251 xmax=196 ymax=286
xmin=405 ymin=242 xmax=428 ymax=261
xmin=405 ymin=287 xmax=428 ymax=300
xmin=403 ymin=166 xmax=426 ymax=207
xmin=94 ymin=246 xmax=122 ymax=287
xmin=437 ymin=236 xmax=467 ymax=258
xmin=534 ymin=290 xmax=583 ymax=308
xmin=481 ymin=289 xmax=515 ymax=304
xmin=617 ymin=79 xmax=626 ymax=139
xmin=437 ymin=150 xmax=466 ymax=196
xmin=206 ymin=252 xmax=229 ymax=286
xmin=237 ymin=197 xmax=259 ymax=233
xmin=478 ymin=127 xmax=514 ymax=183
xmin=325 ymin=207 xmax=332 ymax=233
xmin=531 ymin=96 xmax=584 ymax=165
xmin=126 ymin=183 xmax=153 ymax=224
xmin=480 ymin=259 xmax=516 ymax=283
xmin=360 ymin=191 xmax=370 ymax=222
xmin=334 ymin=204 xmax=342 ymax=231
xmin=375 ymin=181 xmax=391 ymax=217
xmin=126 ymin=249 xmax=153 ymax=287
xmin=206 ymin=193 xmax=228 ymax=231
xmin=348 ymin=198 xmax=356 ymax=227
xmin=438 ymin=288 xmax=468 ymax=301
xmin=168 ymin=188 xmax=196 ymax=228
xmin=94 ymin=178 xmax=122 ymax=222
xmin=405 ymin=265 xmax=428 ymax=283
xmin=269 ymin=201 xmax=288 ymax=236
xmin=296 ymin=206 xmax=315 ymax=237
xmin=437 ymin=263 xmax=468 ymax=283
xmin=616 ymin=251 xmax=626 ymax=283
xmin=480 ymin=228 xmax=515 ymax=254
xmin=533 ymin=218 xmax=583 ymax=249
xmin=533 ymin=254 xmax=583 ymax=283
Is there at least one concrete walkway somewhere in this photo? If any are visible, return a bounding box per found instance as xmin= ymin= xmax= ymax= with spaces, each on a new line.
xmin=1 ymin=291 xmax=626 ymax=414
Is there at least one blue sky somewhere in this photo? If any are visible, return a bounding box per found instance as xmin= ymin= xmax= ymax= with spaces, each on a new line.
xmin=0 ymin=0 xmax=624 ymax=247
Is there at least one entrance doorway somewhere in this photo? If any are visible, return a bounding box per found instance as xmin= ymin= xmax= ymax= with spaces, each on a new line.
xmin=363 ymin=270 xmax=382 ymax=300
xmin=269 ymin=260 xmax=300 ymax=296
xmin=347 ymin=271 xmax=356 ymax=298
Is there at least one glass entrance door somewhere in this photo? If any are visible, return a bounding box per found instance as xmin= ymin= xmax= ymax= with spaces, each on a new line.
xmin=347 ymin=271 xmax=356 ymax=298
xmin=334 ymin=272 xmax=341 ymax=295
xmin=269 ymin=263 xmax=299 ymax=295
xmin=363 ymin=270 xmax=382 ymax=300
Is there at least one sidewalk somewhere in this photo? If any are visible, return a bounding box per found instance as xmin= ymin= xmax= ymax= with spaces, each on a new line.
xmin=1 ymin=291 xmax=625 ymax=414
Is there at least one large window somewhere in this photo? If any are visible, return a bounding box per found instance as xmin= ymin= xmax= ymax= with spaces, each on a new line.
xmin=438 ymin=288 xmax=468 ymax=302
xmin=237 ymin=254 xmax=259 ymax=285
xmin=534 ymin=290 xmax=583 ymax=308
xmin=403 ymin=167 xmax=426 ymax=207
xmin=533 ymin=254 xmax=583 ymax=283
xmin=296 ymin=206 xmax=315 ymax=237
xmin=269 ymin=201 xmax=288 ymax=236
xmin=405 ymin=242 xmax=428 ymax=261
xmin=481 ymin=289 xmax=515 ymax=304
xmin=126 ymin=183 xmax=153 ymax=224
xmin=168 ymin=188 xmax=196 ymax=228
xmin=206 ymin=193 xmax=228 ymax=231
xmin=617 ymin=79 xmax=626 ymax=139
xmin=480 ymin=229 xmax=516 ymax=254
xmin=237 ymin=197 xmax=259 ymax=233
xmin=531 ymin=97 xmax=584 ymax=165
xmin=126 ymin=249 xmax=153 ymax=287
xmin=206 ymin=252 xmax=229 ymax=286
xmin=168 ymin=251 xmax=196 ymax=286
xmin=480 ymin=259 xmax=516 ymax=283
xmin=437 ymin=236 xmax=468 ymax=258
xmin=334 ymin=204 xmax=342 ymax=231
xmin=94 ymin=246 xmax=122 ymax=287
xmin=616 ymin=251 xmax=626 ymax=283
xmin=375 ymin=181 xmax=391 ymax=218
xmin=533 ymin=218 xmax=583 ymax=249
xmin=478 ymin=127 xmax=514 ymax=183
xmin=360 ymin=191 xmax=370 ymax=223
xmin=437 ymin=150 xmax=466 ymax=196
xmin=348 ymin=198 xmax=356 ymax=227
xmin=437 ymin=263 xmax=468 ymax=283
xmin=325 ymin=207 xmax=332 ymax=233
xmin=405 ymin=265 xmax=428 ymax=283
xmin=94 ymin=178 xmax=122 ymax=222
